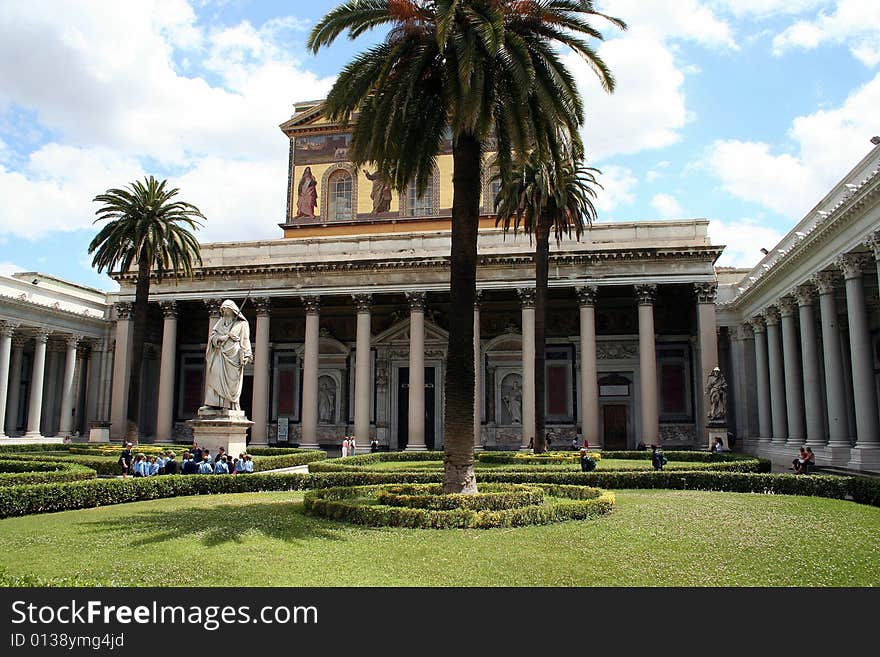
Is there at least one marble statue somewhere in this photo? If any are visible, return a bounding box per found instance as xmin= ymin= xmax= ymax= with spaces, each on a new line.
xmin=503 ymin=377 xmax=523 ymax=424
xmin=204 ymin=299 xmax=253 ymax=411
xmin=318 ymin=378 xmax=335 ymax=423
xmin=296 ymin=166 xmax=318 ymax=218
xmin=364 ymin=169 xmax=392 ymax=214
xmin=706 ymin=366 xmax=727 ymax=422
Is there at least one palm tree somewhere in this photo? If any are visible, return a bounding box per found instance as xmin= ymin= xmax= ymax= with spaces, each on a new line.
xmin=90 ymin=176 xmax=205 ymax=441
xmin=495 ymin=150 xmax=602 ymax=453
xmin=308 ymin=0 xmax=624 ymax=492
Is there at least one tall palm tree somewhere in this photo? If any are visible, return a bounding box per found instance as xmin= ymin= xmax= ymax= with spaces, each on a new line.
xmin=90 ymin=176 xmax=205 ymax=441
xmin=495 ymin=150 xmax=602 ymax=453
xmin=308 ymin=0 xmax=624 ymax=492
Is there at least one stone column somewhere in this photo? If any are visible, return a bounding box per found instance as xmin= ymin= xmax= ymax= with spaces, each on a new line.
xmin=406 ymin=292 xmax=427 ymax=451
xmin=576 ymin=286 xmax=600 ymax=447
xmin=58 ymin=335 xmax=80 ymax=436
xmin=300 ymin=296 xmax=321 ymax=450
xmin=25 ymin=329 xmax=51 ymax=438
xmin=763 ymin=306 xmax=787 ymax=444
xmin=751 ymin=318 xmax=772 ymax=444
xmin=695 ymin=282 xmax=719 ymax=441
xmin=635 ymin=284 xmax=659 ymax=445
xmin=84 ymin=341 xmax=101 ymax=431
xmin=518 ymin=288 xmax=536 ymax=449
xmin=814 ymin=271 xmax=850 ymax=451
xmin=353 ymin=294 xmax=373 ymax=446
xmin=250 ymin=298 xmax=271 ymax=446
xmin=156 ymin=301 xmax=178 ymax=443
xmin=778 ymin=296 xmax=805 ymax=446
xmin=5 ymin=336 xmax=25 ymax=436
xmin=868 ymin=231 xmax=880 ymax=283
xmin=41 ymin=346 xmax=60 ymax=435
xmin=0 ymin=322 xmax=17 ymax=439
xmin=74 ymin=343 xmax=89 ymax=434
xmin=795 ymin=285 xmax=825 ymax=447
xmin=110 ymin=302 xmax=132 ymax=440
xmin=838 ymin=254 xmax=880 ymax=468
xmin=473 ymin=291 xmax=483 ymax=450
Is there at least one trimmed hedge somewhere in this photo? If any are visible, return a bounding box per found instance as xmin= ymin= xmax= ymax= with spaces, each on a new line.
xmin=0 ymin=443 xmax=69 ymax=454
xmin=0 ymin=459 xmax=97 ymax=487
xmin=303 ymin=484 xmax=615 ymax=529
xmin=849 ymin=476 xmax=880 ymax=507
xmin=377 ymin=483 xmax=545 ymax=511
xmin=251 ymin=451 xmax=327 ymax=471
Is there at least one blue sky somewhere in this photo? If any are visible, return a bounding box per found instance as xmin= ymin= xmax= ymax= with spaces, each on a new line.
xmin=0 ymin=0 xmax=878 ymax=291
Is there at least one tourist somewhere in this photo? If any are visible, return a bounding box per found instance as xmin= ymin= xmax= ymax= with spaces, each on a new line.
xmin=118 ymin=442 xmax=133 ymax=478
xmin=214 ymin=446 xmax=227 ymax=464
xmin=244 ymin=455 xmax=254 ymax=473
xmin=712 ymin=436 xmax=724 ymax=453
xmin=132 ymin=454 xmax=147 ymax=477
xmin=191 ymin=441 xmax=203 ymax=462
xmin=370 ymin=438 xmax=379 ymax=453
xmin=571 ymin=438 xmax=579 ymax=451
xmin=214 ymin=455 xmax=229 ymax=474
xmin=181 ymin=452 xmax=197 ymax=475
xmin=797 ymin=447 xmax=816 ymax=475
xmin=202 ymin=448 xmax=212 ymax=464
xmin=651 ymin=445 xmax=667 ymax=471
xmin=164 ymin=452 xmax=179 ymax=475
xmin=636 ymin=441 xmax=647 ymax=451
xmin=155 ymin=452 xmax=166 ymax=475
xmin=790 ymin=447 xmax=807 ymax=473
xmin=147 ymin=455 xmax=160 ymax=477
xmin=198 ymin=455 xmax=214 ymax=474
xmin=350 ymin=437 xmax=357 ymax=456
xmin=342 ymin=437 xmax=349 ymax=458
xmin=582 ymin=438 xmax=590 ymax=450
xmin=580 ymin=451 xmax=596 ymax=472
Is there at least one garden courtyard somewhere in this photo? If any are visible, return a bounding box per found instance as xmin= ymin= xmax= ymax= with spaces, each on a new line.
xmin=0 ymin=447 xmax=878 ymax=587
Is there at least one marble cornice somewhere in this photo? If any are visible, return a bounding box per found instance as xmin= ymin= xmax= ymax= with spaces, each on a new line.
xmin=721 ymin=170 xmax=880 ymax=311
xmin=114 ymin=245 xmax=723 ymax=284
xmin=0 ymin=292 xmax=109 ymax=326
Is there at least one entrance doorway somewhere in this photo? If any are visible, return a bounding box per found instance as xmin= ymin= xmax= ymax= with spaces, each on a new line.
xmin=397 ymin=366 xmax=436 ymax=450
xmin=603 ymin=404 xmax=627 ymax=450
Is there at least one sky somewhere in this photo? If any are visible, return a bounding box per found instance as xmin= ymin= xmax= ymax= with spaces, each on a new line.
xmin=0 ymin=0 xmax=878 ymax=291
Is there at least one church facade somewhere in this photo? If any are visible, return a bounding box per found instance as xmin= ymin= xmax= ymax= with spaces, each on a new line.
xmin=0 ymin=99 xmax=878 ymax=472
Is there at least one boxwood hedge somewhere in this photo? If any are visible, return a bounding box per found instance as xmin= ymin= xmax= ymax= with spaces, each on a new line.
xmin=0 ymin=459 xmax=97 ymax=487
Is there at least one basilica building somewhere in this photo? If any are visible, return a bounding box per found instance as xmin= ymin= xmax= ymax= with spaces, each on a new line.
xmin=1 ymin=99 xmax=878 ymax=473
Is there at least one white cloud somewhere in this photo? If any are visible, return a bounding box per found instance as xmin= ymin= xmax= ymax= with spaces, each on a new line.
xmin=772 ymin=0 xmax=880 ymax=66
xmin=709 ymin=218 xmax=785 ymax=268
xmin=705 ymin=72 xmax=880 ymax=217
xmin=651 ymin=193 xmax=683 ymax=218
xmin=0 ymin=261 xmax=24 ymax=277
xmin=594 ymin=165 xmax=638 ymax=213
xmin=710 ymin=0 xmax=827 ymax=19
xmin=602 ymin=1 xmax=737 ymax=50
xmin=645 ymin=161 xmax=670 ymax=182
xmin=0 ymin=1 xmax=335 ymax=240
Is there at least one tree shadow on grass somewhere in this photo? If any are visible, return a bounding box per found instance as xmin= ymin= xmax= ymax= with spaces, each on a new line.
xmin=79 ymin=500 xmax=352 ymax=548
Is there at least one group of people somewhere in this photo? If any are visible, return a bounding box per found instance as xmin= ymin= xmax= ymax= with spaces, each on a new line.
xmin=117 ymin=442 xmax=254 ymax=477
xmin=341 ymin=436 xmax=357 ymax=458
xmin=790 ymin=446 xmax=816 ymax=475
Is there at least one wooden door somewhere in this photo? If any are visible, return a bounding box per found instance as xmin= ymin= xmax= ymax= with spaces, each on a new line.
xmin=603 ymin=404 xmax=627 ymax=450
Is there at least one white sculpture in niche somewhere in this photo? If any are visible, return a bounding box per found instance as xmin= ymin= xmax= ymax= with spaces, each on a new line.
xmin=501 ymin=374 xmax=523 ymax=425
xmin=318 ymin=375 xmax=337 ymax=424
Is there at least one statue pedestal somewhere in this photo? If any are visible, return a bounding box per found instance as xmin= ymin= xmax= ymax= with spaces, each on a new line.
xmin=707 ymin=422 xmax=728 ymax=450
xmin=88 ymin=421 xmax=111 ymax=443
xmin=187 ymin=407 xmax=253 ymax=458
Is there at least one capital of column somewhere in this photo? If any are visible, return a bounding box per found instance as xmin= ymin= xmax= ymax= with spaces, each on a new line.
xmin=115 ymin=302 xmax=133 ymax=320
xmin=204 ymin=299 xmax=222 ymax=316
xmin=812 ymin=270 xmax=838 ymax=295
xmin=352 ymin=293 xmax=373 ymax=313
xmin=76 ymin=341 xmax=92 ymax=359
xmin=300 ymin=295 xmax=321 ymax=315
xmin=762 ymin=306 xmax=780 ymax=326
xmin=160 ymin=300 xmax=179 ymax=319
xmin=0 ymin=320 xmax=19 ymax=337
xmin=33 ymin=328 xmax=51 ymax=344
xmin=694 ymin=282 xmax=718 ymax=304
xmin=253 ymin=297 xmax=272 ymax=316
xmin=836 ymin=252 xmax=871 ymax=280
xmin=794 ymin=283 xmax=815 ymax=307
xmin=731 ymin=324 xmax=754 ymax=341
xmin=406 ymin=291 xmax=426 ymax=312
xmin=575 ymin=285 xmax=598 ymax=308
xmin=64 ymin=334 xmax=83 ymax=348
xmin=517 ymin=288 xmax=536 ymax=309
xmin=865 ymin=230 xmax=880 ymax=260
xmin=634 ymin=283 xmax=657 ymax=306
xmin=777 ymin=296 xmax=797 ymax=318
xmin=12 ymin=336 xmax=28 ymax=349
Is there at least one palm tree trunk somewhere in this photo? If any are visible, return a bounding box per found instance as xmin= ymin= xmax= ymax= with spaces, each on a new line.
xmin=125 ymin=255 xmax=151 ymax=441
xmin=534 ymin=216 xmax=551 ymax=454
xmin=443 ymin=131 xmax=481 ymax=494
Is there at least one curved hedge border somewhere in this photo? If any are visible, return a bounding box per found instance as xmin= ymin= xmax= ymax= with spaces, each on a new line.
xmin=0 ymin=459 xmax=97 ymax=487
xmin=377 ymin=483 xmax=545 ymax=511
xmin=0 ymin=469 xmax=877 ymax=518
xmin=303 ymin=483 xmax=615 ymax=529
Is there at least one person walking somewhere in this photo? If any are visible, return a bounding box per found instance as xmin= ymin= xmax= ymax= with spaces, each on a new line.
xmin=342 ymin=437 xmax=349 ymax=458
xmin=118 ymin=442 xmax=133 ymax=478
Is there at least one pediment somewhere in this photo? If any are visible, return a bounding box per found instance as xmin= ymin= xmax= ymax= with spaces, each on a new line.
xmin=373 ymin=318 xmax=449 ymax=345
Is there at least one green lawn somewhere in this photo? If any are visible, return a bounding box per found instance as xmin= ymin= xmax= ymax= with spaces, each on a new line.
xmin=1 ymin=489 xmax=876 ymax=586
